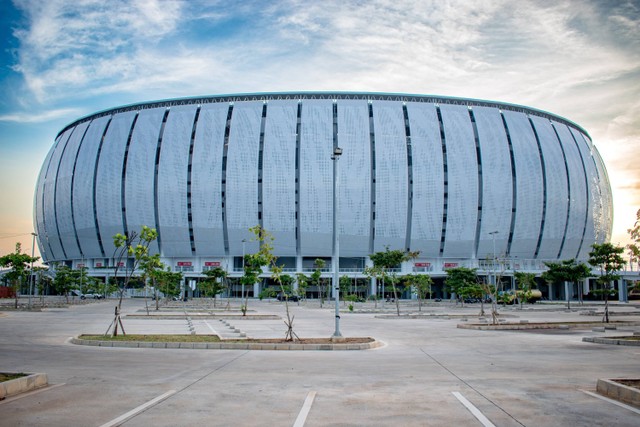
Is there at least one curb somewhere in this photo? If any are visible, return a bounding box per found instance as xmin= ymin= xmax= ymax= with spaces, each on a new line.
xmin=70 ymin=336 xmax=383 ymax=351
xmin=582 ymin=336 xmax=640 ymax=346
xmin=125 ymin=314 xmax=280 ymax=320
xmin=0 ymin=373 xmax=48 ymax=400
xmin=457 ymin=321 xmax=640 ymax=330
xmin=596 ymin=378 xmax=640 ymax=407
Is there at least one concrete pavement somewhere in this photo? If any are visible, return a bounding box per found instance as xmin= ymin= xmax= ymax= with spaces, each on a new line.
xmin=0 ymin=298 xmax=639 ymax=426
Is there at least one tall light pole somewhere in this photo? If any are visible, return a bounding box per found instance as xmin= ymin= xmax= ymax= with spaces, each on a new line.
xmin=29 ymin=232 xmax=37 ymax=309
xmin=331 ymin=146 xmax=343 ymax=340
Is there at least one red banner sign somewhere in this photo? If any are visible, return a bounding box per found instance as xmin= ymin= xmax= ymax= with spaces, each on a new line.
xmin=95 ymin=263 xmax=102 ymax=267
xmin=117 ymin=262 xmax=125 ymax=267
xmin=204 ymin=262 xmax=221 ymax=267
xmin=443 ymin=263 xmax=458 ymax=268
xmin=177 ymin=262 xmax=192 ymax=267
xmin=414 ymin=262 xmax=431 ymax=267
xmin=77 ymin=263 xmax=85 ymax=268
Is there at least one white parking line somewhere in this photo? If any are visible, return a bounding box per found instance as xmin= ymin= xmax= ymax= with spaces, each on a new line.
xmin=99 ymin=390 xmax=176 ymax=427
xmin=203 ymin=320 xmax=217 ymax=334
xmin=452 ymin=391 xmax=496 ymax=427
xmin=293 ymin=391 xmax=317 ymax=427
xmin=581 ymin=389 xmax=640 ymax=415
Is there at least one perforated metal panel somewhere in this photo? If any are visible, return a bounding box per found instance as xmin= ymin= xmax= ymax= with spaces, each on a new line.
xmin=502 ymin=111 xmax=544 ymax=258
xmin=43 ymin=128 xmax=74 ymax=261
xmin=299 ymin=99 xmax=333 ymax=256
xmin=35 ymin=139 xmax=59 ymax=262
xmin=95 ymin=111 xmax=137 ymax=257
xmin=473 ymin=106 xmax=512 ymax=259
xmin=571 ymin=128 xmax=598 ymax=259
xmin=125 ymin=108 xmax=164 ymax=255
xmin=192 ymin=103 xmax=227 ymax=256
xmin=262 ymin=100 xmax=297 ymax=255
xmin=72 ymin=116 xmax=111 ymax=259
xmin=371 ymin=100 xmax=408 ymax=252
xmin=439 ymin=104 xmax=478 ymax=258
xmin=37 ymin=93 xmax=613 ymax=268
xmin=157 ymin=105 xmax=197 ymax=257
xmin=337 ymin=100 xmax=371 ymax=256
xmin=591 ymin=146 xmax=613 ymax=242
xmin=226 ymin=101 xmax=262 ymax=255
xmin=406 ymin=102 xmax=443 ymax=257
xmin=553 ymin=122 xmax=587 ymax=260
xmin=529 ymin=116 xmax=568 ymax=260
xmin=55 ymin=121 xmax=89 ymax=259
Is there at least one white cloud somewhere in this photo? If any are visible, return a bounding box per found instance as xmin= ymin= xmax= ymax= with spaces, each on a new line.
xmin=0 ymin=107 xmax=83 ymax=123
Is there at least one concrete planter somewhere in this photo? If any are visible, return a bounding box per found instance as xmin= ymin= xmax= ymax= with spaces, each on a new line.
xmin=597 ymin=379 xmax=640 ymax=407
xmin=0 ymin=373 xmax=48 ymax=400
xmin=71 ymin=336 xmax=382 ymax=350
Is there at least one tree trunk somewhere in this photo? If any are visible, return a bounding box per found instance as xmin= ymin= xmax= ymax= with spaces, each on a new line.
xmin=392 ymin=281 xmax=400 ymax=316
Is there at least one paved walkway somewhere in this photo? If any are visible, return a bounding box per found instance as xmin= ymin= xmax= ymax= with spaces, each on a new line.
xmin=0 ymin=298 xmax=639 ymax=426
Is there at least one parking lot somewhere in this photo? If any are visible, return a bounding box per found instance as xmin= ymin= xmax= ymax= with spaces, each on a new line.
xmin=0 ymin=298 xmax=639 ymax=426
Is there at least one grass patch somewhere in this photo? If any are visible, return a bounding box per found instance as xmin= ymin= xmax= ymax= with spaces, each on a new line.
xmin=0 ymin=373 xmax=27 ymax=382
xmin=79 ymin=334 xmax=221 ymax=343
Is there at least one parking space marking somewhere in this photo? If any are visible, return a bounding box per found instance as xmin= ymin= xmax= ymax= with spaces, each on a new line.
xmin=203 ymin=320 xmax=217 ymax=334
xmin=99 ymin=390 xmax=176 ymax=427
xmin=452 ymin=392 xmax=496 ymax=427
xmin=581 ymin=389 xmax=640 ymax=415
xmin=293 ymin=391 xmax=317 ymax=427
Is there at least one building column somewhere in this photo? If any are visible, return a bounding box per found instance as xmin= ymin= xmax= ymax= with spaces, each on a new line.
xmin=619 ymin=278 xmax=628 ymax=303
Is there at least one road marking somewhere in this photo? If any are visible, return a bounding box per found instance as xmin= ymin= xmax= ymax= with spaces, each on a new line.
xmin=581 ymin=389 xmax=640 ymax=415
xmin=452 ymin=391 xmax=496 ymax=427
xmin=0 ymin=383 xmax=66 ymax=405
xmin=203 ymin=320 xmax=217 ymax=334
xmin=293 ymin=391 xmax=316 ymax=427
xmin=99 ymin=390 xmax=176 ymax=427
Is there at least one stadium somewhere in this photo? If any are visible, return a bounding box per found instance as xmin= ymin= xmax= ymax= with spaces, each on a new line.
xmin=34 ymin=92 xmax=613 ymax=299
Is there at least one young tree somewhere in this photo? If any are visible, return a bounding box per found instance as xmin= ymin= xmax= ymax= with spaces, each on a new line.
xmin=106 ymin=226 xmax=158 ymax=336
xmin=339 ymin=275 xmax=352 ymax=306
xmin=139 ymin=253 xmax=164 ymax=312
xmin=369 ymin=247 xmax=419 ymax=316
xmin=363 ymin=265 xmax=382 ymax=309
xmin=0 ymin=243 xmax=39 ymax=308
xmin=542 ymin=259 xmax=591 ymax=309
xmin=514 ymin=271 xmax=537 ymax=309
xmin=33 ymin=266 xmax=50 ymax=302
xmin=311 ymin=258 xmax=327 ymax=307
xmin=52 ymin=265 xmax=76 ymax=303
xmin=246 ymin=225 xmax=299 ymax=340
xmin=627 ymin=208 xmax=640 ymax=271
xmin=445 ymin=267 xmax=478 ymax=307
xmin=201 ymin=267 xmax=227 ymax=308
xmin=295 ymin=273 xmax=309 ymax=301
xmin=279 ymin=274 xmax=295 ymax=299
xmin=588 ymin=243 xmax=625 ymax=323
xmin=154 ymin=268 xmax=183 ymax=301
xmin=403 ymin=274 xmax=433 ymax=312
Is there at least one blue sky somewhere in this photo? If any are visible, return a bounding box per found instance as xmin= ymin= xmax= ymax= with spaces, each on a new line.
xmin=1 ymin=0 xmax=639 ymax=259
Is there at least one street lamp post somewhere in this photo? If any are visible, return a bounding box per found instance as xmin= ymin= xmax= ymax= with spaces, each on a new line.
xmin=331 ymin=146 xmax=343 ymax=340
xmin=29 ymin=232 xmax=37 ymax=309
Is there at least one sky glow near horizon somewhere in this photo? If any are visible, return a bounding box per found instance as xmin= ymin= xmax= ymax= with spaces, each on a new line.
xmin=0 ymin=0 xmax=639 ymax=261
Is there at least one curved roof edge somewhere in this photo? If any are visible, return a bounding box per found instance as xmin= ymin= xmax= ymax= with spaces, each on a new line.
xmin=57 ymin=91 xmax=590 ymax=139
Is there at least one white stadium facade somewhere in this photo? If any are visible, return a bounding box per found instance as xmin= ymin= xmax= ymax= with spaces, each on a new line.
xmin=34 ymin=92 xmax=613 ymax=299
